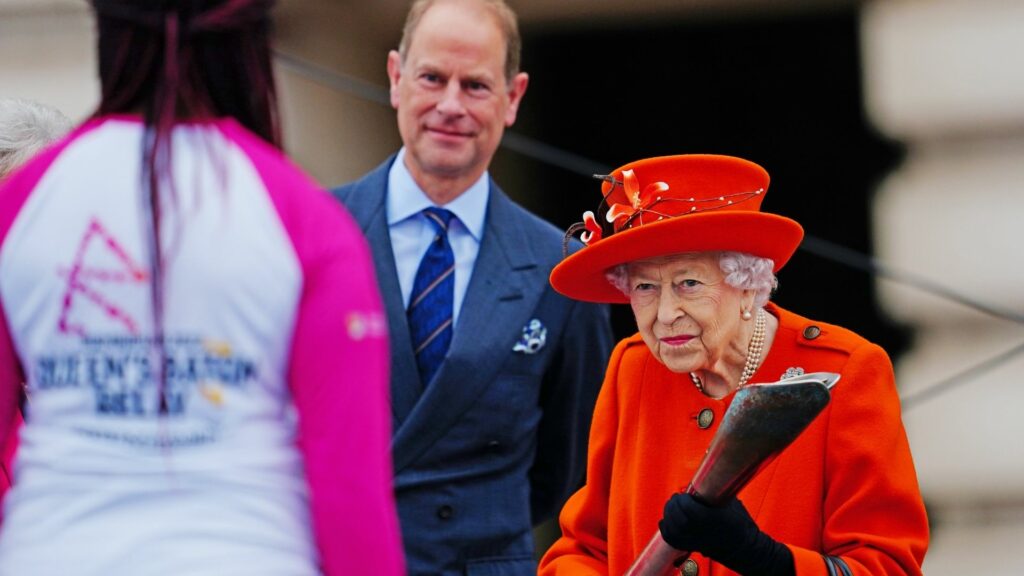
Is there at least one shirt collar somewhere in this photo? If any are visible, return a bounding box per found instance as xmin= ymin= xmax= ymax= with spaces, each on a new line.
xmin=386 ymin=148 xmax=488 ymax=241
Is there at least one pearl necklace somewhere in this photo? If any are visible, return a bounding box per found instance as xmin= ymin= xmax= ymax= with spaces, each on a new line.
xmin=689 ymin=307 xmax=767 ymax=393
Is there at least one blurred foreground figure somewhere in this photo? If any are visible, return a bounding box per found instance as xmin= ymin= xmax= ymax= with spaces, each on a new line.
xmin=0 ymin=2 xmax=404 ymax=575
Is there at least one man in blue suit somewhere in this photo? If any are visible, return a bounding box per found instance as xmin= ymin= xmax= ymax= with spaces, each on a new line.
xmin=332 ymin=0 xmax=613 ymax=573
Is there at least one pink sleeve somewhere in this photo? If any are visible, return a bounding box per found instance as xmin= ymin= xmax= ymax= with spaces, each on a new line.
xmin=225 ymin=122 xmax=404 ymax=576
xmin=0 ymin=307 xmax=21 ymax=525
xmin=0 ymin=127 xmax=83 ymax=523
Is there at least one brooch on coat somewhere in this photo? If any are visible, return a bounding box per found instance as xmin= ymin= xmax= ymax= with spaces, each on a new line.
xmin=513 ymin=319 xmax=547 ymax=354
xmin=781 ymin=366 xmax=805 ymax=380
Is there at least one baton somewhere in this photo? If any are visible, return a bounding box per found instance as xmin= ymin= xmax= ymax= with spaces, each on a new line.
xmin=624 ymin=372 xmax=839 ymax=576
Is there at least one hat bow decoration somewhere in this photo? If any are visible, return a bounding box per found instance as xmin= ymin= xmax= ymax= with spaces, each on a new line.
xmin=553 ymin=155 xmax=805 ymax=304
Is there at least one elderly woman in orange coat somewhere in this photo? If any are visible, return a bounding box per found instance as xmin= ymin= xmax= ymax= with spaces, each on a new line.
xmin=538 ymin=155 xmax=928 ymax=576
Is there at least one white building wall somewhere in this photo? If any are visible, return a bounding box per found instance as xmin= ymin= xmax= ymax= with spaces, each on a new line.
xmin=0 ymin=0 xmax=400 ymax=186
xmin=862 ymin=1 xmax=1024 ymax=573
xmin=0 ymin=6 xmax=98 ymax=123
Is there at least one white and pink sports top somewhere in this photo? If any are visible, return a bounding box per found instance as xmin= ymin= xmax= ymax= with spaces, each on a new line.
xmin=0 ymin=117 xmax=403 ymax=576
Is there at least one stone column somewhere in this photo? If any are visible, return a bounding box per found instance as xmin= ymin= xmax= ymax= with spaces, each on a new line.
xmin=862 ymin=1 xmax=1024 ymax=573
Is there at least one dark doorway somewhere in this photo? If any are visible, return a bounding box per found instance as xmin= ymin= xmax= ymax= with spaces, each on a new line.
xmin=493 ymin=7 xmax=911 ymax=358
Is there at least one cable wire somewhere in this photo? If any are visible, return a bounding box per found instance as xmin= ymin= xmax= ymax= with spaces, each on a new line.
xmin=271 ymin=49 xmax=1024 ymax=410
xmin=799 ymin=236 xmax=1024 ymax=325
xmin=900 ymin=340 xmax=1024 ymax=410
xmin=274 ymin=50 xmax=392 ymax=107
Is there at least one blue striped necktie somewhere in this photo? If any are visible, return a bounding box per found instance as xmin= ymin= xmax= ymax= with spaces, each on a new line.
xmin=408 ymin=207 xmax=456 ymax=386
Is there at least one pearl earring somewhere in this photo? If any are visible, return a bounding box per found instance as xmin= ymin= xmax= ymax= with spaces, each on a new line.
xmin=742 ymin=309 xmax=753 ymax=320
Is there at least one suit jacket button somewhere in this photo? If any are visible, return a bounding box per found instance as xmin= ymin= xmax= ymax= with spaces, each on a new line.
xmin=802 ymin=325 xmax=821 ymax=340
xmin=486 ymin=440 xmax=501 ymax=452
xmin=697 ymin=408 xmax=714 ymax=429
xmin=437 ymin=505 xmax=454 ymax=520
xmin=680 ymin=558 xmax=699 ymax=576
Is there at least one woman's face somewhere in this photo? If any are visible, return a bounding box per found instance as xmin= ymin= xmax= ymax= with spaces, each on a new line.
xmin=626 ymin=253 xmax=751 ymax=374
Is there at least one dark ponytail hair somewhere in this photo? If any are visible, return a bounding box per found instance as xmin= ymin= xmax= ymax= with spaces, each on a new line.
xmin=94 ymin=0 xmax=279 ymax=143
xmin=91 ymin=0 xmax=279 ymax=414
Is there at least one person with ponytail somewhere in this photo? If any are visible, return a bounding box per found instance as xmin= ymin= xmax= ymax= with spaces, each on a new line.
xmin=0 ymin=2 xmax=404 ymax=574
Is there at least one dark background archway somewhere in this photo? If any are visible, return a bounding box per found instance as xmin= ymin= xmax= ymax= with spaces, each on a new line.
xmin=492 ymin=7 xmax=911 ymax=359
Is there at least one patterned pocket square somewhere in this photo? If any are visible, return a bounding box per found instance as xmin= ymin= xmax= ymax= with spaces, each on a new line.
xmin=513 ymin=318 xmax=547 ymax=354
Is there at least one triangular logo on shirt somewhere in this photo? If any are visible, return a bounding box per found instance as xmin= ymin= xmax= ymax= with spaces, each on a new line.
xmin=57 ymin=217 xmax=149 ymax=337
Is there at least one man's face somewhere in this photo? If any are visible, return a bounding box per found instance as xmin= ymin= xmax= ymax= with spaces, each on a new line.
xmin=387 ymin=1 xmax=528 ymax=194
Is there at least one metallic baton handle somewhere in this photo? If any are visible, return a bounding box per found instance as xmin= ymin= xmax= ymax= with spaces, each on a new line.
xmin=623 ymin=373 xmax=839 ymax=576
xmin=625 ymin=485 xmax=699 ymax=576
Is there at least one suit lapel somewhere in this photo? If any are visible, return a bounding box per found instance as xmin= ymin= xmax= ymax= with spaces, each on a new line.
xmin=391 ymin=183 xmax=545 ymax=473
xmin=341 ymin=158 xmax=423 ymax=423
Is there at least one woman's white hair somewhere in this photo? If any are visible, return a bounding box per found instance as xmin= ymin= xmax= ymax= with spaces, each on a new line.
xmin=0 ymin=98 xmax=73 ymax=180
xmin=605 ymin=251 xmax=778 ymax=308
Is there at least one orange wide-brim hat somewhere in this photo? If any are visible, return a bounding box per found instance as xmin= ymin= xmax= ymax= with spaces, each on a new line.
xmin=550 ymin=154 xmax=804 ymax=304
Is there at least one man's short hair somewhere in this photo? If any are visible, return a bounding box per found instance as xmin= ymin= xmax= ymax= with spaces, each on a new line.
xmin=0 ymin=98 xmax=73 ymax=180
xmin=397 ymin=0 xmax=522 ymax=82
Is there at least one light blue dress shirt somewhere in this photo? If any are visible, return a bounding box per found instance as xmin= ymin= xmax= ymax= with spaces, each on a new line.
xmin=387 ymin=148 xmax=487 ymax=328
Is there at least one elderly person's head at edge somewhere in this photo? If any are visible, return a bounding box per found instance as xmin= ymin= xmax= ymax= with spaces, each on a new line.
xmin=552 ymin=155 xmax=800 ymax=399
xmin=0 ymin=98 xmax=72 ymax=181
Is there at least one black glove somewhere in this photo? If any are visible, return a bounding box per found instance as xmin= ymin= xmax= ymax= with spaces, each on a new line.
xmin=658 ymin=493 xmax=795 ymax=576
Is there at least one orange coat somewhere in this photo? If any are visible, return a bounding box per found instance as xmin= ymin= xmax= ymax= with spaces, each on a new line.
xmin=539 ymin=303 xmax=928 ymax=575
